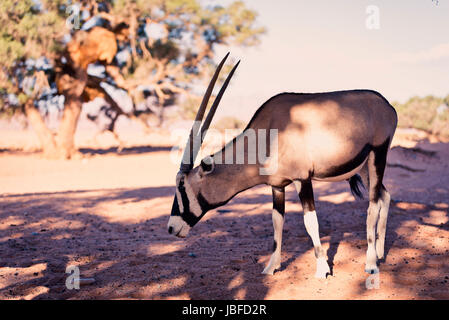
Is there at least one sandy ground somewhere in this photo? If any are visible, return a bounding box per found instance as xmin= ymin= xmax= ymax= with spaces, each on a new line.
xmin=0 ymin=128 xmax=448 ymax=300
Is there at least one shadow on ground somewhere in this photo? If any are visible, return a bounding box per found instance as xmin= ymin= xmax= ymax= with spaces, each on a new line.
xmin=78 ymin=145 xmax=173 ymax=156
xmin=0 ymin=140 xmax=448 ymax=299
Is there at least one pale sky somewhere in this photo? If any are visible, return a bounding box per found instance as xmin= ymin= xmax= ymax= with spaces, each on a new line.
xmin=205 ymin=0 xmax=449 ymax=122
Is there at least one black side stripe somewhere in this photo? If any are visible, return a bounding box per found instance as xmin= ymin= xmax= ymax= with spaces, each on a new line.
xmin=316 ymin=143 xmax=372 ymax=179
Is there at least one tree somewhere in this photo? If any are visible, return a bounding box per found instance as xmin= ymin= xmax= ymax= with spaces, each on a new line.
xmin=0 ymin=0 xmax=265 ymax=158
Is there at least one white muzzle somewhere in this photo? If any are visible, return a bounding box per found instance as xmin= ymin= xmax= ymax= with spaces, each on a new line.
xmin=167 ymin=216 xmax=191 ymax=238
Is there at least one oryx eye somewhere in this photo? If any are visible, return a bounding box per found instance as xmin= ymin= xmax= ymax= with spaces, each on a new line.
xmin=200 ymin=157 xmax=214 ymax=175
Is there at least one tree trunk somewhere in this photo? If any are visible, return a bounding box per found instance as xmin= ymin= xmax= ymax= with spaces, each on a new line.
xmin=55 ymin=97 xmax=82 ymax=159
xmin=24 ymin=98 xmax=83 ymax=159
xmin=25 ymin=65 xmax=86 ymax=159
xmin=24 ymin=99 xmax=58 ymax=158
xmin=54 ymin=66 xmax=87 ymax=159
xmin=23 ymin=26 xmax=115 ymax=159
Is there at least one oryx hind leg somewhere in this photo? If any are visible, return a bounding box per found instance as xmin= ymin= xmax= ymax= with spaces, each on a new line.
xmin=365 ymin=138 xmax=391 ymax=274
xmin=376 ymin=185 xmax=390 ymax=260
xmin=295 ymin=180 xmax=330 ymax=279
xmin=262 ymin=186 xmax=285 ymax=275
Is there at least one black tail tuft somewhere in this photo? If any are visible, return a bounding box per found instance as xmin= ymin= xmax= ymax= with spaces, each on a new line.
xmin=348 ymin=174 xmax=365 ymax=200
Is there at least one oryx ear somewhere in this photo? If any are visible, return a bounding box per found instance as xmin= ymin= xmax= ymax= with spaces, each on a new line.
xmin=199 ymin=156 xmax=215 ymax=176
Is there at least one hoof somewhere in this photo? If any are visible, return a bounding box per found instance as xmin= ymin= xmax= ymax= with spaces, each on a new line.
xmin=262 ymin=264 xmax=280 ymax=275
xmin=261 ymin=269 xmax=274 ymax=275
xmin=314 ymin=271 xmax=329 ymax=279
xmin=365 ymin=265 xmax=379 ymax=274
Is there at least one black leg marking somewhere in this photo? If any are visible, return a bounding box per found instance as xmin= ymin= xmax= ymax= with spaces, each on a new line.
xmin=365 ymin=138 xmax=391 ymax=274
xmin=371 ymin=137 xmax=390 ymax=202
xmin=314 ymin=246 xmax=326 ymax=259
xmin=262 ymin=187 xmax=285 ymax=275
xmin=176 ymin=177 xmax=201 ymax=227
xmin=272 ymin=186 xmax=285 ymax=215
xmin=298 ymin=179 xmax=315 ymax=212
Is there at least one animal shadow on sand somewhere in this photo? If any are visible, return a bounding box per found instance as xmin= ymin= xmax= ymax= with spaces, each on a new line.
xmin=0 ymin=141 xmax=448 ymax=299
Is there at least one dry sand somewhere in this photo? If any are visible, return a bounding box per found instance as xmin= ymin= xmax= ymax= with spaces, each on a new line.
xmin=0 ymin=128 xmax=448 ymax=299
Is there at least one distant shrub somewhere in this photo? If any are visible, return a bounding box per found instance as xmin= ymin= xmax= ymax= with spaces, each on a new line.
xmin=180 ymin=96 xmax=204 ymax=120
xmin=392 ymin=94 xmax=449 ymax=138
xmin=212 ymin=116 xmax=246 ymax=130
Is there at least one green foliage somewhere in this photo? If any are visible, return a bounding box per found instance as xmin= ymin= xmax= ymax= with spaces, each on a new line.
xmin=0 ymin=0 xmax=66 ymax=117
xmin=393 ymin=95 xmax=449 ymax=138
xmin=0 ymin=0 xmax=65 ymax=68
xmin=444 ymin=94 xmax=449 ymax=107
xmin=0 ymin=0 xmax=265 ymax=127
xmin=205 ymin=1 xmax=266 ymax=46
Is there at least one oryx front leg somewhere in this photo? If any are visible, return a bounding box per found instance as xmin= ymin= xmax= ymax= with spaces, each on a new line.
xmin=304 ymin=211 xmax=330 ymax=279
xmin=262 ymin=187 xmax=285 ymax=275
xmin=296 ymin=180 xmax=330 ymax=279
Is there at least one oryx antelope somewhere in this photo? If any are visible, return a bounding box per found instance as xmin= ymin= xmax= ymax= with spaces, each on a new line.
xmin=167 ymin=53 xmax=397 ymax=278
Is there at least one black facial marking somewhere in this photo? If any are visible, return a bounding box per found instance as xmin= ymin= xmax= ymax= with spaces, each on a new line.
xmin=197 ymin=191 xmax=230 ymax=213
xmin=197 ymin=191 xmax=213 ymax=213
xmin=176 ymin=177 xmax=199 ymax=227
xmin=316 ymin=143 xmax=372 ymax=179
xmin=182 ymin=211 xmax=200 ymax=227
xmin=170 ymin=197 xmax=181 ymax=216
xmin=298 ymin=179 xmax=315 ymax=212
xmin=177 ymin=178 xmax=190 ymax=214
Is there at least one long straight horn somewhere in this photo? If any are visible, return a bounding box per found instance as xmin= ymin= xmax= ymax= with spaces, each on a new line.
xmin=200 ymin=60 xmax=240 ymax=143
xmin=180 ymin=53 xmax=230 ymax=173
